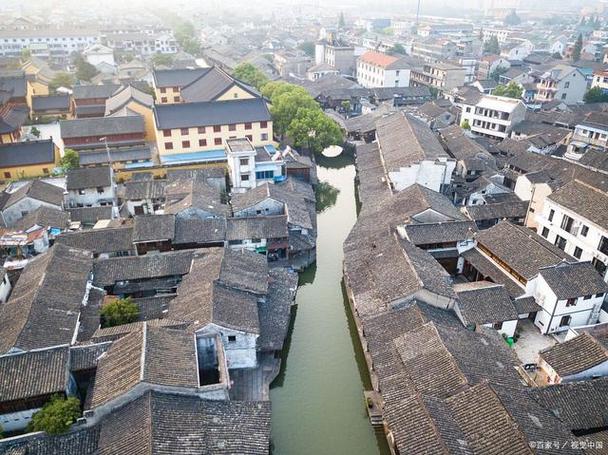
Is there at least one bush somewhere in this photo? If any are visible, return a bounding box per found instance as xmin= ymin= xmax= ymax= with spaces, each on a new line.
xmin=100 ymin=297 xmax=139 ymax=328
xmin=59 ymin=149 xmax=80 ymax=171
xmin=28 ymin=395 xmax=81 ymax=435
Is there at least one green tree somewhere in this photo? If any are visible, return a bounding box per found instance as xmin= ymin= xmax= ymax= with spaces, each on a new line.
xmin=493 ymin=81 xmax=523 ymax=99
xmin=28 ymin=395 xmax=81 ymax=435
xmin=100 ymin=297 xmax=139 ymax=328
xmin=30 ymin=126 xmax=41 ymax=138
xmin=151 ymin=53 xmax=174 ymax=67
xmin=260 ymin=80 xmax=295 ymax=100
xmin=73 ymin=55 xmax=98 ymax=82
xmin=286 ymin=108 xmax=343 ymax=154
xmin=172 ymin=19 xmax=200 ymax=55
xmin=341 ymin=100 xmax=351 ymax=114
xmin=461 ymin=119 xmax=471 ymax=130
xmin=388 ymin=43 xmax=406 ymax=55
xmin=48 ymin=72 xmax=74 ymax=93
xmin=584 ymin=87 xmax=608 ymax=103
xmin=21 ymin=48 xmax=31 ymax=60
xmin=60 ymin=149 xmax=80 ymax=171
xmin=489 ymin=65 xmax=508 ymax=82
xmin=298 ymin=41 xmax=315 ymax=57
xmin=232 ymin=62 xmax=268 ymax=90
xmin=483 ymin=36 xmax=500 ymax=55
xmin=270 ymin=87 xmax=319 ymax=136
xmin=572 ymin=34 xmax=583 ymax=62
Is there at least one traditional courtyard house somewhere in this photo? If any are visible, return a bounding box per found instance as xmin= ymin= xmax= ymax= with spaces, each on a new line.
xmin=0 ymin=139 xmax=60 ymax=180
xmin=453 ymin=281 xmax=518 ymax=337
xmin=535 ymin=180 xmax=608 ymax=281
xmin=226 ymin=215 xmax=289 ymax=258
xmin=374 ymin=111 xmax=455 ymax=193
xmin=356 ymin=51 xmax=412 ymax=88
xmin=168 ymin=248 xmax=269 ymax=369
xmin=0 ymin=244 xmax=94 ymax=354
xmin=132 ymin=214 xmax=175 ymax=255
xmin=71 ymin=84 xmax=122 ymax=119
xmin=67 ymin=206 xmax=113 ymax=228
xmin=0 ymin=345 xmax=74 ymax=432
xmin=538 ymin=333 xmax=608 ymax=384
xmin=0 ymin=180 xmax=64 ymax=227
xmin=122 ymin=177 xmax=167 ymax=216
xmin=60 ymin=115 xmax=146 ymax=151
xmin=163 ymin=175 xmax=229 ymax=220
xmin=65 ymin=166 xmax=115 ymax=209
xmin=172 ymin=217 xmax=227 ymax=250
xmin=153 ymin=98 xmax=273 ymax=166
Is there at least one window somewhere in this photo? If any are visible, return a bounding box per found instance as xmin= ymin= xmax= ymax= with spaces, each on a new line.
xmin=584 ymin=294 xmax=592 ymax=300
xmin=564 ymin=81 xmax=570 ymax=89
xmin=565 ymin=298 xmax=577 ymax=307
xmin=96 ymin=187 xmax=105 ymax=194
xmin=599 ymin=236 xmax=608 ymax=255
xmin=548 ymin=209 xmax=555 ymax=222
xmin=261 ymin=133 xmax=268 ymax=141
xmin=214 ymin=138 xmax=222 ymax=146
xmin=596 ymin=293 xmax=605 ymax=299
xmin=213 ymin=125 xmax=221 ymax=133
xmin=163 ymin=130 xmax=171 ymax=137
xmin=165 ymin=142 xmax=173 ymax=150
xmin=239 ymin=158 xmax=248 ymax=166
xmin=560 ymin=214 xmax=574 ymax=234
xmin=160 ymin=87 xmax=166 ymax=93
xmin=256 ymin=170 xmax=274 ymax=179
xmin=173 ymin=96 xmax=180 ymax=102
xmin=554 ymin=235 xmax=567 ymax=251
xmin=161 ymin=97 xmax=167 ymax=103
xmin=559 ymin=315 xmax=572 ymax=327
xmin=245 ymin=135 xmax=253 ymax=141
xmin=260 ymin=121 xmax=268 ymax=128
xmin=3 ymin=172 xmax=9 ymax=179
xmin=581 ymin=225 xmax=589 ymax=237
xmin=561 ymin=93 xmax=567 ymax=100
xmin=573 ymin=246 xmax=582 ymax=259
xmin=197 ymin=127 xmax=206 ymax=134
xmin=593 ymin=258 xmax=607 ymax=277
xmin=241 ymin=174 xmax=250 ymax=181
xmin=228 ymin=335 xmax=236 ymax=342
xmin=180 ymin=128 xmax=189 ymax=135
xmin=182 ymin=140 xmax=190 ymax=148
xmin=198 ymin=139 xmax=207 ymax=147
xmin=493 ymin=322 xmax=503 ymax=330
xmin=229 ymin=124 xmax=236 ymax=131
xmin=541 ymin=227 xmax=549 ymax=238
xmin=244 ymin=122 xmax=252 ymax=130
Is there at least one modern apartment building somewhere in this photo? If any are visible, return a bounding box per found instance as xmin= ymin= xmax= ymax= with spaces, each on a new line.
xmin=410 ymin=62 xmax=466 ymax=93
xmin=535 ymin=65 xmax=587 ymax=105
xmin=459 ymin=94 xmax=526 ymax=140
xmin=356 ymin=51 xmax=411 ymax=88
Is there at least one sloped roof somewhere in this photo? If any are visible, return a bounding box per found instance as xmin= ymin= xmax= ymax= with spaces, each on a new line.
xmin=55 ymin=226 xmax=134 ymax=256
xmin=548 ymin=180 xmax=608 ymax=232
xmin=454 ymin=281 xmax=518 ymax=326
xmin=540 ymin=333 xmax=608 ymax=377
xmin=152 ymin=67 xmax=210 ymax=88
xmin=1 ymin=180 xmax=64 ymax=210
xmin=66 ymin=166 xmax=112 ymax=190
xmin=105 ymin=85 xmax=153 ymax=116
xmin=60 ymin=115 xmax=144 ymax=139
xmin=538 ymin=261 xmax=608 ymax=300
xmin=0 ymin=139 xmax=56 ymax=168
xmin=181 ymin=66 xmax=260 ymax=103
xmin=358 ymin=50 xmax=399 ymax=68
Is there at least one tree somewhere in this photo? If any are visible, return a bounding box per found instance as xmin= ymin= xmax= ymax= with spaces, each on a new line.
xmin=572 ymin=34 xmax=583 ymax=62
xmin=489 ymin=65 xmax=508 ymax=82
xmin=151 ymin=53 xmax=174 ymax=68
xmin=73 ymin=55 xmax=98 ymax=82
xmin=338 ymin=11 xmax=345 ymax=28
xmin=461 ymin=119 xmax=471 ymax=130
xmin=341 ymin=100 xmax=351 ymax=115
xmin=286 ymin=108 xmax=343 ymax=155
xmin=483 ymin=36 xmax=500 ymax=55
xmin=551 ymin=52 xmax=562 ymax=60
xmin=21 ymin=48 xmax=31 ymax=60
xmin=232 ymin=63 xmax=268 ymax=90
xmin=388 ymin=43 xmax=406 ymax=55
xmin=100 ymin=297 xmax=139 ymax=328
xmin=493 ymin=81 xmax=523 ymax=99
xmin=28 ymin=395 xmax=81 ymax=435
xmin=60 ymin=149 xmax=79 ymax=171
xmin=260 ymin=81 xmax=295 ymax=100
xmin=504 ymin=10 xmax=521 ymax=26
xmin=172 ymin=19 xmax=200 ymax=56
xmin=48 ymin=72 xmax=74 ymax=93
xmin=298 ymin=41 xmax=315 ymax=57
xmin=30 ymin=126 xmax=41 ymax=138
xmin=270 ymin=87 xmax=319 ymax=136
xmin=584 ymin=87 xmax=608 ymax=103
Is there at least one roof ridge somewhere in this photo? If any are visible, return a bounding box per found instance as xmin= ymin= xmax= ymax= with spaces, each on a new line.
xmin=140 ymin=321 xmax=147 ymax=382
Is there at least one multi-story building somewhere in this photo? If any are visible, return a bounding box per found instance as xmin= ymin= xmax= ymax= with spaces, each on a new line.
xmin=153 ymin=98 xmax=273 ymax=166
xmin=152 ymin=68 xmax=209 ymax=104
xmin=356 ymin=51 xmax=411 ymax=88
xmin=410 ymin=62 xmax=466 ymax=93
xmin=459 ymin=94 xmax=526 ymax=140
xmin=0 ymin=27 xmax=99 ymax=57
xmin=0 ymin=139 xmax=60 ymax=180
xmin=536 ymin=179 xmax=608 ymax=281
xmin=103 ymin=32 xmax=177 ymax=56
xmin=591 ymin=69 xmax=608 ymax=93
xmin=566 ymin=112 xmax=608 ymax=160
xmin=225 ymin=138 xmax=283 ymax=191
xmin=322 ymin=43 xmax=355 ymax=75
xmin=482 ymin=28 xmax=513 ymax=44
xmin=535 ymin=65 xmax=587 ymax=105
xmin=410 ymin=38 xmax=458 ymax=62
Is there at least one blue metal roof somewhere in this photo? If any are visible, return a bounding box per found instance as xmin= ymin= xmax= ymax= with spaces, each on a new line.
xmin=160 ymin=149 xmax=227 ymax=165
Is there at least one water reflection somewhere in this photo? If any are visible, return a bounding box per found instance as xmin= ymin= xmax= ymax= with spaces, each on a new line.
xmin=315 ymin=181 xmax=340 ymax=213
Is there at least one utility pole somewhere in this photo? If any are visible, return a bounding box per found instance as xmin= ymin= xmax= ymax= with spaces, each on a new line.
xmin=415 ymin=0 xmax=422 ymax=35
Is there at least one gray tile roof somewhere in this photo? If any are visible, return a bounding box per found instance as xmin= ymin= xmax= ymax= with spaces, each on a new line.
xmin=540 ymin=333 xmax=608 ymax=377
xmin=67 ymin=206 xmax=113 ymax=225
xmin=0 ymin=140 xmax=56 ymax=168
xmin=152 ymin=67 xmax=209 ymax=88
xmin=66 ymin=166 xmax=112 ymax=190
xmin=69 ymin=342 xmax=112 ymax=372
xmin=132 ymin=214 xmax=175 ymax=242
xmin=1 ymin=180 xmax=64 ymax=210
xmin=538 ymin=262 xmax=608 ymax=300
xmin=0 ymin=345 xmax=69 ymax=405
xmin=78 ymin=145 xmax=152 ymax=167
xmin=181 ymin=66 xmax=260 ymax=103
xmin=55 ymin=227 xmax=135 ymax=256
xmin=153 ymin=98 xmax=271 ymax=130
xmin=90 ymin=319 xmax=188 ymax=343
xmin=0 ymin=426 xmax=100 ymax=455
xmin=226 ymin=215 xmax=288 ymax=241
xmin=463 ymin=200 xmax=528 ymax=222
xmin=257 ymin=268 xmax=297 ymax=352
xmin=403 ymin=220 xmax=477 ymax=245
xmin=60 ymin=115 xmax=145 ymax=139
xmin=0 ymin=244 xmax=93 ymax=353
xmin=105 ymin=85 xmax=153 ymax=116
xmin=11 ymin=206 xmax=69 ymax=230
xmin=72 ymin=84 xmax=122 ymax=100
xmin=31 ymin=94 xmax=70 ymax=112
xmin=123 ymin=179 xmax=166 ymax=200
xmin=549 ymin=180 xmax=608 ymax=232
xmin=454 ymin=281 xmax=518 ymax=326
xmin=173 ymin=217 xmax=226 ymax=245
xmin=164 ymin=178 xmax=229 ymax=218
xmin=460 ymin=248 xmax=525 ymax=298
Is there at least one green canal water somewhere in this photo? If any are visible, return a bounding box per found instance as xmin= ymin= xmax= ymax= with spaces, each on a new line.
xmin=270 ymin=155 xmax=390 ymax=455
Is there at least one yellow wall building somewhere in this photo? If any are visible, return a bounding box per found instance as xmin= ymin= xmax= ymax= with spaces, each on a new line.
xmin=0 ymin=139 xmax=60 ymax=180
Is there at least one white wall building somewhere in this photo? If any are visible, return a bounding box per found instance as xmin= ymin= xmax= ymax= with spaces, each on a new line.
xmin=460 ymin=94 xmax=526 ymax=140
xmin=536 ymin=65 xmax=587 ymax=105
xmin=225 ymin=139 xmax=283 ymax=192
xmin=356 ymin=51 xmax=411 ymax=88
xmin=83 ymin=43 xmax=115 ymax=67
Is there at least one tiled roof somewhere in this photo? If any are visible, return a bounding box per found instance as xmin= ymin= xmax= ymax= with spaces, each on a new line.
xmin=454 ymin=281 xmax=518 ymax=326
xmin=72 ymin=84 xmax=122 ymax=100
xmin=60 ymin=115 xmax=144 ymax=139
xmin=91 ymin=319 xmax=187 ymax=343
xmin=11 ymin=206 xmax=69 ymax=230
xmin=132 ymin=214 xmax=175 ymax=242
xmin=66 ymin=166 xmax=112 ymax=190
xmin=226 ymin=215 xmax=288 ymax=241
xmin=70 ymin=342 xmax=112 ymax=372
xmin=55 ymin=227 xmax=134 ymax=256
xmin=257 ymin=268 xmax=297 ymax=351
xmin=31 ymin=94 xmax=70 ymax=112
xmin=1 ymin=180 xmax=64 ymax=210
xmin=181 ymin=66 xmax=260 ymax=103
xmin=67 ymin=206 xmax=113 ymax=225
xmin=0 ymin=139 xmax=56 ymax=168
xmin=403 ymin=220 xmax=477 ymax=245
xmin=359 ymin=50 xmax=399 ymax=68
xmin=0 ymin=345 xmax=69 ymax=404
xmin=538 ymin=261 xmax=608 ymax=300
xmin=152 ymin=67 xmax=209 ymax=88
xmin=549 ymin=180 xmax=608 ymax=232
xmin=0 ymin=244 xmax=93 ymax=353
xmin=105 ymin=85 xmax=153 ymax=116
xmin=463 ymin=200 xmax=528 ymax=221
xmin=460 ymin=248 xmax=525 ymax=298
xmin=540 ymin=333 xmax=608 ymax=377
xmin=173 ymin=217 xmax=226 ymax=245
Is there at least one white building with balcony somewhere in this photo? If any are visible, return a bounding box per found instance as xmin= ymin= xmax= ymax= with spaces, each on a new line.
xmin=536 ymin=179 xmax=608 ymax=281
xmin=535 ymin=65 xmax=587 ymax=105
xmin=565 ymin=112 xmax=608 ymax=160
xmin=459 ymin=95 xmax=526 ymax=140
xmin=225 ymin=138 xmax=283 ymax=192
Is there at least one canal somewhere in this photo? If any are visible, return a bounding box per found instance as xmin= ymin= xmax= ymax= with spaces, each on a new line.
xmin=270 ymin=154 xmax=390 ymax=455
